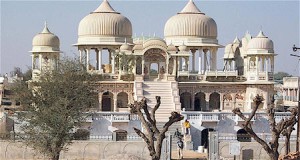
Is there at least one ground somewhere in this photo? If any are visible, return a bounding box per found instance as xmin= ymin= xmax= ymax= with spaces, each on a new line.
xmin=171 ymin=150 xmax=207 ymax=160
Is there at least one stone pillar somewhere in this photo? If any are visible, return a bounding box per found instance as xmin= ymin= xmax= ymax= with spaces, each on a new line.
xmin=220 ymin=93 xmax=224 ymax=110
xmin=109 ymin=51 xmax=112 ymax=64
xmin=203 ymin=49 xmax=208 ymax=73
xmin=31 ymin=55 xmax=34 ymax=70
xmin=191 ymin=93 xmax=195 ymax=111
xmin=112 ymin=52 xmax=115 ymax=74
xmin=271 ymin=57 xmax=274 ymax=72
xmin=98 ymin=49 xmax=102 ymax=73
xmin=79 ymin=49 xmax=82 ymax=63
xmin=205 ymin=93 xmax=210 ymax=111
xmin=39 ymin=54 xmax=42 ymax=71
xmin=113 ymin=94 xmax=118 ymax=112
xmin=186 ymin=57 xmax=190 ymax=72
xmin=173 ymin=57 xmax=177 ymax=76
xmin=198 ymin=49 xmax=202 ymax=74
xmin=232 ymin=60 xmax=236 ymax=71
xmin=99 ymin=93 xmax=102 ymax=111
xmin=166 ymin=55 xmax=169 ymax=75
xmin=192 ymin=49 xmax=196 ymax=72
xmin=86 ymin=49 xmax=90 ymax=71
xmin=142 ymin=56 xmax=145 ymax=75
xmin=96 ymin=49 xmax=99 ymax=70
xmin=179 ymin=57 xmax=182 ymax=71
xmin=211 ymin=49 xmax=217 ymax=71
xmin=261 ymin=57 xmax=265 ymax=72
xmin=256 ymin=56 xmax=259 ymax=80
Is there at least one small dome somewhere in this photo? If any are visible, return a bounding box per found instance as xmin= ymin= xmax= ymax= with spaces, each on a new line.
xmin=164 ymin=0 xmax=217 ymax=39
xmin=247 ymin=31 xmax=274 ymax=51
xmin=31 ymin=23 xmax=60 ymax=52
xmin=143 ymin=38 xmax=167 ymax=50
xmin=120 ymin=43 xmax=132 ymax=52
xmin=77 ymin=0 xmax=132 ymax=45
xmin=167 ymin=43 xmax=177 ymax=52
xmin=178 ymin=44 xmax=188 ymax=52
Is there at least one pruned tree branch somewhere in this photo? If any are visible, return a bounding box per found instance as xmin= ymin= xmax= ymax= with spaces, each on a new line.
xmin=232 ymin=94 xmax=298 ymax=160
xmin=129 ymin=96 xmax=184 ymax=160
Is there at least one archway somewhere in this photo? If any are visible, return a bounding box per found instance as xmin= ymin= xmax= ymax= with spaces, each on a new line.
xmin=237 ymin=129 xmax=251 ymax=142
xmin=201 ymin=128 xmax=215 ymax=148
xmin=209 ymin=92 xmax=220 ymax=111
xmin=144 ymin=48 xmax=166 ymax=80
xmin=102 ymin=91 xmax=113 ymax=111
xmin=150 ymin=63 xmax=158 ymax=75
xmin=117 ymin=92 xmax=129 ymax=108
xmin=194 ymin=92 xmax=205 ymax=111
xmin=180 ymin=92 xmax=192 ymax=110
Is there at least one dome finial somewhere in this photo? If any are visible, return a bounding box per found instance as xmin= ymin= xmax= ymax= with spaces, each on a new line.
xmin=179 ymin=0 xmax=203 ymax=14
xmin=93 ymin=0 xmax=118 ymax=13
xmin=257 ymin=30 xmax=266 ymax=38
xmin=42 ymin=21 xmax=51 ymax=33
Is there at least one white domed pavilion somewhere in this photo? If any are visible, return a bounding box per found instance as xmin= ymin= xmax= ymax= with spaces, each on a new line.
xmin=27 ymin=1 xmax=292 ymax=159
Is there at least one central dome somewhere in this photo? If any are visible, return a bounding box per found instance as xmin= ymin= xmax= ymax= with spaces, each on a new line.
xmin=164 ymin=0 xmax=218 ymax=46
xmin=77 ymin=0 xmax=132 ymax=45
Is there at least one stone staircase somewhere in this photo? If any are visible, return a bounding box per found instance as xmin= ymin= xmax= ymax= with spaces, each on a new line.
xmin=142 ymin=81 xmax=177 ymax=122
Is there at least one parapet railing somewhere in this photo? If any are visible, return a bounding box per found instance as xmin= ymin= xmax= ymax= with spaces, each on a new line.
xmin=181 ymin=111 xmax=292 ymax=124
xmin=85 ymin=112 xmax=140 ymax=122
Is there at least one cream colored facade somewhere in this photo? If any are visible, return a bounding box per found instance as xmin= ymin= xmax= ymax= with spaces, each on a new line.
xmin=26 ymin=0 xmax=295 ymax=158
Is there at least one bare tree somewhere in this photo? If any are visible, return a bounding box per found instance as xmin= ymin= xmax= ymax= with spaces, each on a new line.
xmin=129 ymin=96 xmax=183 ymax=160
xmin=232 ymin=94 xmax=298 ymax=160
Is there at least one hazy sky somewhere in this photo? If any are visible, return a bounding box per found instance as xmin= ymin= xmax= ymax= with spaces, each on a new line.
xmin=1 ymin=0 xmax=299 ymax=75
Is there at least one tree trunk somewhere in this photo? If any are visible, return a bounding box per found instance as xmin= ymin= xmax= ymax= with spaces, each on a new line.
xmin=285 ymin=134 xmax=291 ymax=155
xmin=52 ymin=151 xmax=60 ymax=160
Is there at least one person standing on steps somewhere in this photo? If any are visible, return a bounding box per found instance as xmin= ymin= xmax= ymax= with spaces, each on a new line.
xmin=177 ymin=138 xmax=184 ymax=159
xmin=183 ymin=119 xmax=191 ymax=135
xmin=174 ymin=128 xmax=182 ymax=139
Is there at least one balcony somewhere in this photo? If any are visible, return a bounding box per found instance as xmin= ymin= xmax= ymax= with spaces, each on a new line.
xmin=182 ymin=111 xmax=220 ymax=125
xmin=85 ymin=112 xmax=140 ymax=123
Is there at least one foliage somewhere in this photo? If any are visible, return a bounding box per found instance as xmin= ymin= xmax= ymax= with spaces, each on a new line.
xmin=73 ymin=129 xmax=90 ymax=140
xmin=232 ymin=95 xmax=298 ymax=160
xmin=129 ymin=96 xmax=184 ymax=160
xmin=274 ymin=72 xmax=292 ymax=81
xmin=13 ymin=57 xmax=97 ymax=160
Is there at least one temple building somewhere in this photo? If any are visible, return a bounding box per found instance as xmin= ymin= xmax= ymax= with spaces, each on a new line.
xmin=26 ymin=0 xmax=297 ymax=158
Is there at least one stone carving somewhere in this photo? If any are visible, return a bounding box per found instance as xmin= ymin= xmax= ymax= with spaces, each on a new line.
xmin=235 ymin=93 xmax=244 ymax=100
xmin=223 ymin=94 xmax=232 ymax=101
xmin=159 ymin=66 xmax=165 ymax=74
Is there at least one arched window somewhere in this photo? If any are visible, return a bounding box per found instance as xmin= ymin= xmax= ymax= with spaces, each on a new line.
xmin=209 ymin=92 xmax=220 ymax=111
xmin=180 ymin=92 xmax=192 ymax=110
xmin=102 ymin=91 xmax=113 ymax=111
xmin=117 ymin=92 xmax=129 ymax=108
xmin=194 ymin=92 xmax=205 ymax=111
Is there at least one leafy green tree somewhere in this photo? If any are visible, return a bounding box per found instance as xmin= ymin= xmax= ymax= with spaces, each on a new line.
xmin=13 ymin=58 xmax=97 ymax=160
xmin=274 ymin=72 xmax=292 ymax=81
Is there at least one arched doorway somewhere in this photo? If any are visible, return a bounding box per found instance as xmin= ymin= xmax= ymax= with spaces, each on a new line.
xmin=237 ymin=129 xmax=251 ymax=142
xmin=102 ymin=91 xmax=113 ymax=111
xmin=180 ymin=92 xmax=192 ymax=110
xmin=194 ymin=92 xmax=206 ymax=111
xmin=150 ymin=63 xmax=158 ymax=79
xmin=144 ymin=48 xmax=166 ymax=80
xmin=117 ymin=92 xmax=129 ymax=108
xmin=209 ymin=92 xmax=220 ymax=111
xmin=201 ymin=128 xmax=215 ymax=148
